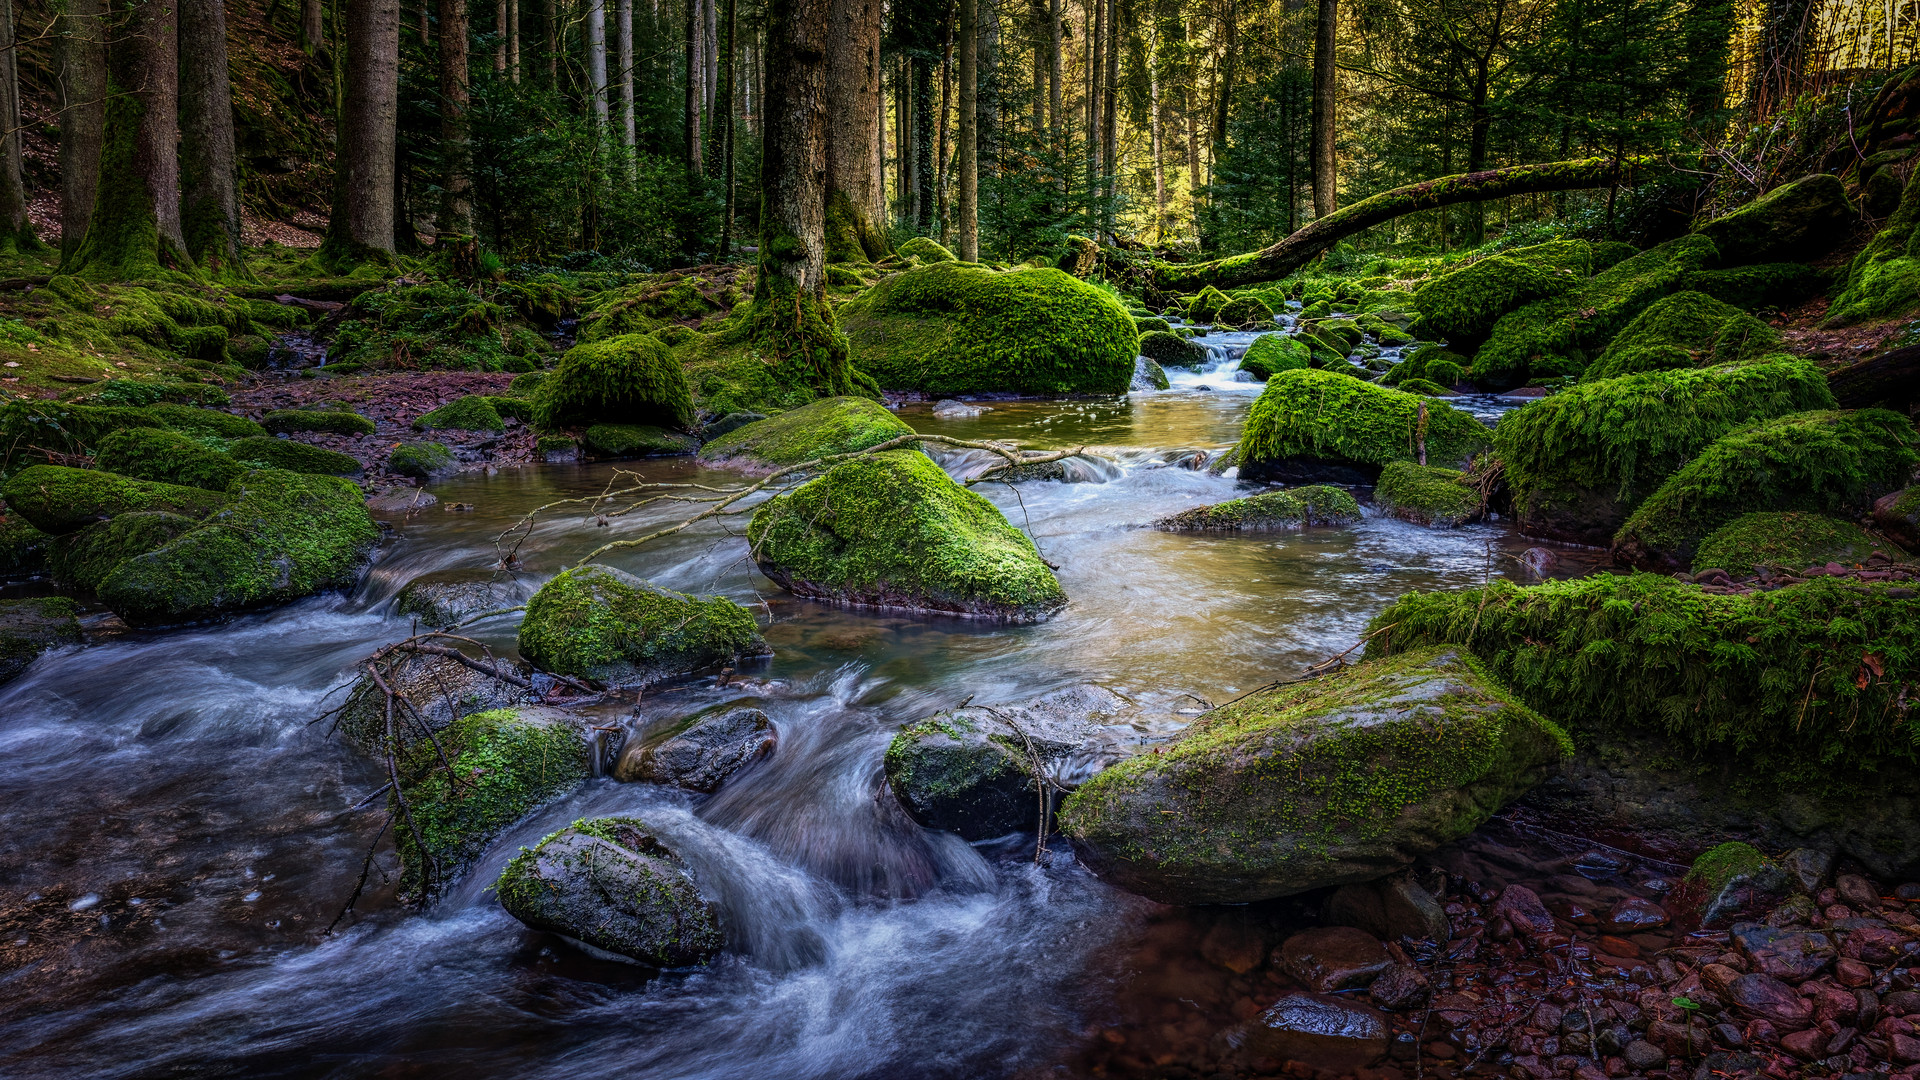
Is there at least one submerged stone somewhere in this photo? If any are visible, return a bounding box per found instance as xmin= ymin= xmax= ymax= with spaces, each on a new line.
xmin=1241 ymin=992 xmax=1390 ymax=1073
xmin=1325 ymin=874 xmax=1453 ymax=944
xmin=336 ymin=649 xmax=532 ymax=754
xmin=695 ymin=396 xmax=913 ymax=475
xmin=517 ymin=564 xmax=769 ymax=686
xmin=1234 ymin=370 xmax=1490 ymax=485
xmin=1154 ymin=485 xmax=1361 ymax=531
xmin=614 ymin=705 xmax=776 ymax=791
xmin=0 ymin=596 xmax=82 ymax=685
xmin=1277 ymin=926 xmax=1393 ymax=992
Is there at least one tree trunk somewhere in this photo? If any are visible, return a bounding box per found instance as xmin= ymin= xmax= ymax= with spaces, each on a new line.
xmin=1150 ymin=27 xmax=1165 ymax=244
xmin=438 ymin=0 xmax=475 ymax=270
xmin=1148 ymin=156 xmax=1657 ymax=295
xmin=824 ymin=0 xmax=887 ymax=261
xmin=684 ymin=0 xmax=703 ymax=173
xmin=751 ymin=0 xmax=853 ymax=395
xmin=1101 ymin=0 xmax=1117 ymax=234
xmin=1309 ymin=0 xmax=1335 ymax=217
xmin=717 ymin=0 xmax=736 ymax=255
xmin=54 ymin=0 xmax=105 ymax=262
xmin=510 ymin=0 xmax=519 ymax=80
xmin=544 ymin=0 xmax=557 ymax=87
xmin=1086 ymin=0 xmax=1100 ymax=200
xmin=935 ymin=25 xmax=952 ymax=244
xmin=0 ymin=0 xmax=39 ymax=251
xmin=913 ymin=55 xmax=933 ymax=232
xmin=494 ymin=0 xmax=507 ymax=71
xmin=321 ymin=0 xmax=399 ymax=265
xmin=1047 ymin=0 xmax=1060 ymax=150
xmin=587 ymin=0 xmax=608 ymax=126
xmin=958 ymin=0 xmax=977 ymax=260
xmin=69 ymin=0 xmax=186 ymax=276
xmin=703 ymin=0 xmax=717 ymax=119
xmin=1029 ymin=0 xmax=1044 ymax=135
xmin=895 ymin=55 xmax=908 ymax=223
xmin=303 ymin=0 xmax=325 ymax=51
xmin=179 ymin=0 xmax=244 ymax=275
xmin=618 ymin=0 xmax=635 ymax=156
xmin=1212 ymin=0 xmax=1234 ymax=151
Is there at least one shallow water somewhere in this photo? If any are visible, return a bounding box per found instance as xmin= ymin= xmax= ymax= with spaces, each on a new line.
xmin=0 ymin=378 xmax=1607 ymax=1079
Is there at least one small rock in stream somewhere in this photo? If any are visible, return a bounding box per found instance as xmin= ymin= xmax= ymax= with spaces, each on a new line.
xmin=614 ymin=706 xmax=776 ymax=791
xmin=1275 ymin=926 xmax=1392 ymax=992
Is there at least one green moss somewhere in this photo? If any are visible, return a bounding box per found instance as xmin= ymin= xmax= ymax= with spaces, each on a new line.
xmin=1134 ymin=316 xmax=1171 ymax=334
xmin=413 ymin=395 xmax=505 ymax=433
xmin=1155 ymin=485 xmax=1362 ymax=530
xmin=1685 ymin=842 xmax=1768 ymax=894
xmin=261 ymin=408 xmax=377 ymax=437
xmin=1 ymin=464 xmax=226 ymax=535
xmin=0 ymin=596 xmax=82 ymax=684
xmin=1235 ymin=369 xmax=1491 ymax=483
xmin=506 ymin=370 xmax=549 ymax=398
xmin=1693 ymin=512 xmax=1883 ymax=575
xmin=581 ymin=424 xmax=699 ymax=457
xmin=140 ymin=404 xmax=267 ymax=440
xmin=49 ymin=511 xmax=199 ymax=591
xmin=1375 ymin=461 xmax=1484 ymax=527
xmin=92 ymin=426 xmax=246 ymax=491
xmin=838 ymin=263 xmax=1139 ymax=395
xmin=1240 ymin=334 xmax=1311 ymax=380
xmin=517 ymin=563 xmax=767 ymax=685
xmin=1364 ymin=573 xmax=1920 ymax=785
xmin=390 ymin=442 xmax=455 ymax=480
xmin=87 ymin=378 xmax=231 ymax=408
xmin=576 ymin=276 xmax=725 ymax=343
xmin=1382 ymin=345 xmax=1468 ymax=387
xmin=0 ymin=514 xmax=50 ymax=575
xmin=746 ymin=449 xmax=1066 ymax=621
xmin=1413 ymin=256 xmax=1574 ymax=343
xmin=897 ymin=236 xmax=956 ymax=263
xmin=1140 ymin=329 xmax=1209 ymax=369
xmin=1185 ymin=286 xmax=1234 ymax=324
xmin=1694 ymin=174 xmax=1854 ymax=265
xmin=1680 ymin=264 xmax=1823 ymax=311
xmin=1215 ymin=295 xmax=1276 ymax=327
xmin=1612 ymin=409 xmax=1919 ymax=569
xmin=225 ymin=437 xmax=363 ymax=476
xmin=1589 ymin=241 xmax=1640 ymax=272
xmin=1583 ymin=291 xmax=1781 ymax=381
xmin=1827 ymin=168 xmax=1920 ymax=326
xmin=1504 ymin=239 xmax=1595 ymax=277
xmin=535 ymin=434 xmax=578 ymax=460
xmin=326 ymin=282 xmax=536 ymax=372
xmin=533 ymin=333 xmax=695 ymax=431
xmin=486 ymin=396 xmax=534 ymax=423
xmin=395 ymin=707 xmax=590 ymax=900
xmin=696 ymin=395 xmax=913 ymax=473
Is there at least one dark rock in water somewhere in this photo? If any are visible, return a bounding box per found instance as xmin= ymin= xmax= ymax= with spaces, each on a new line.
xmin=1728 ymin=972 xmax=1813 ymax=1029
xmin=0 ymin=596 xmax=82 ymax=685
xmin=1492 ymin=884 xmax=1557 ymax=939
xmin=337 ymin=649 xmax=533 ymax=754
xmin=1367 ymin=963 xmax=1431 ymax=1011
xmin=1241 ymin=992 xmax=1389 ymax=1073
xmin=1198 ymin=921 xmax=1271 ymax=975
xmin=366 ymin=487 xmax=439 ymax=512
xmin=1782 ymin=847 xmax=1835 ymax=895
xmin=700 ymin=411 xmax=766 ymax=441
xmin=1732 ymin=922 xmax=1836 ymax=981
xmin=1276 ymin=926 xmax=1392 ymax=992
xmin=495 ymin=816 xmax=722 ymax=967
xmin=885 ymin=684 xmax=1134 ymax=841
xmin=1520 ymin=547 xmax=1558 ymax=574
xmin=1325 ymin=874 xmax=1452 ymax=944
xmin=393 ymin=568 xmax=534 ymax=629
xmin=1605 ymin=896 xmax=1670 ymax=931
xmin=1130 ymin=355 xmax=1170 ymax=391
xmin=615 ymin=706 xmax=776 ymax=791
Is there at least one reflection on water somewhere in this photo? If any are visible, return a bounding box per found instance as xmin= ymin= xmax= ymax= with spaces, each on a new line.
xmin=0 ymin=390 xmax=1599 ymax=1079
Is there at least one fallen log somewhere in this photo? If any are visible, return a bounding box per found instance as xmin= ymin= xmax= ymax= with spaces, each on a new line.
xmin=1828 ymin=344 xmax=1920 ymax=412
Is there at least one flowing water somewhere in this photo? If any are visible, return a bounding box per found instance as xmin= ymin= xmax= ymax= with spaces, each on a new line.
xmin=0 ymin=347 xmax=1615 ymax=1079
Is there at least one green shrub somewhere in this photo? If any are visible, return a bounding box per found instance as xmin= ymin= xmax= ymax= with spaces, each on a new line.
xmin=533 ymin=333 xmax=695 ymax=430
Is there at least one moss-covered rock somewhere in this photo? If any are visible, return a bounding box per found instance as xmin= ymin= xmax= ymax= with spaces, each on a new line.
xmin=97 ymin=469 xmax=381 ymax=625
xmin=1 ymin=465 xmax=227 ymax=535
xmin=533 ymin=333 xmax=696 ymax=431
xmin=1493 ymin=359 xmax=1836 ymax=545
xmin=0 ymin=514 xmax=50 ymax=576
xmin=897 ymin=236 xmax=956 ymax=263
xmin=1691 ymin=512 xmax=1883 ymax=575
xmin=1057 ymin=647 xmax=1570 ymax=904
xmin=1413 ymin=256 xmax=1573 ymax=344
xmin=337 ymin=649 xmax=532 ymax=754
xmin=395 ymin=706 xmax=591 ymax=900
xmin=1134 ymin=316 xmax=1171 ymax=334
xmin=581 ymin=424 xmax=700 ymax=458
xmin=695 ymin=396 xmax=914 ymax=474
xmin=225 ymin=437 xmax=363 ymax=476
xmin=1679 ymin=263 xmax=1824 ymax=311
xmin=517 ymin=564 xmax=769 ymax=686
xmin=260 ymin=408 xmax=377 ymax=436
xmin=1381 ymin=345 xmax=1467 ymax=388
xmin=1873 ymin=487 xmax=1920 ymax=553
xmin=1216 ymin=295 xmax=1277 ymax=327
xmin=390 ymin=442 xmax=457 ymax=480
xmin=1503 ymin=239 xmax=1595 ymax=276
xmin=1155 ymin=486 xmax=1362 ymax=531
xmin=92 ymin=426 xmax=247 ymax=491
xmin=1694 ymin=174 xmax=1855 ymax=265
xmin=1374 ymin=462 xmax=1484 ymax=528
xmin=1235 ymin=370 xmax=1491 ymax=485
xmin=1827 ymin=167 xmax=1920 ymax=326
xmin=414 ymin=395 xmax=506 ymax=433
xmin=140 ymin=404 xmax=267 ymax=441
xmin=1240 ymin=334 xmax=1311 ymax=380
xmin=0 ymin=596 xmax=82 ymax=685
xmin=839 ymin=263 xmax=1138 ymax=394
xmin=49 ymin=511 xmax=200 ymax=592
xmin=494 ymin=816 xmax=723 ymax=966
xmin=747 ymin=449 xmax=1066 ymax=622
xmin=394 ymin=568 xmax=533 ymax=630
xmin=1139 ymin=329 xmax=1209 ymax=369
xmin=1611 ymin=409 xmax=1919 ymax=570
xmin=1582 ymin=291 xmax=1781 ymax=381
xmin=1131 ymin=356 xmax=1171 ymax=390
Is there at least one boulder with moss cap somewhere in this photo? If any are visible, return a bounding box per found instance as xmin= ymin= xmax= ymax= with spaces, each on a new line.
xmin=0 ymin=596 xmax=82 ymax=685
xmin=226 ymin=437 xmax=363 ymax=476
xmin=1691 ymin=512 xmax=1882 ymax=576
xmin=1140 ymin=330 xmax=1208 ymax=369
xmin=1374 ymin=461 xmax=1485 ymax=528
xmin=1155 ymin=486 xmax=1361 ymax=531
xmin=91 ymin=426 xmax=247 ymax=491
xmin=1582 ymin=291 xmax=1780 ymax=381
xmin=747 ymin=449 xmax=1067 ymax=622
xmin=1234 ymin=369 xmax=1491 ymax=485
xmin=1240 ymin=334 xmax=1311 ymax=380
xmin=1694 ymin=174 xmax=1854 ymax=265
xmin=2 ymin=464 xmax=227 ymax=534
xmin=517 ymin=564 xmax=769 ymax=685
xmin=696 ymin=395 xmax=915 ymax=475
xmin=1412 ymin=256 xmax=1574 ymax=345
xmin=533 ymin=333 xmax=696 ymax=430
xmin=1057 ymin=647 xmax=1571 ymax=904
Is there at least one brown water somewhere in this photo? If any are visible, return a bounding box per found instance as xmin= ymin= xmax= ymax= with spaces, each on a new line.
xmin=0 ymin=380 xmax=1610 ymax=1080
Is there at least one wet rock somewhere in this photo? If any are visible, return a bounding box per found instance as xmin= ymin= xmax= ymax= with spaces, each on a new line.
xmin=1154 ymin=485 xmax=1361 ymax=531
xmin=516 ymin=564 xmax=770 ymax=687
xmin=1842 ymin=924 xmax=1915 ymax=966
xmin=885 ymin=684 xmax=1132 ymax=841
xmin=1368 ymin=963 xmax=1431 ymax=1010
xmin=1838 ymin=874 xmax=1882 ymax=910
xmin=1058 ymin=647 xmax=1569 ymax=904
xmin=1767 ymin=894 xmax=1818 ymax=927
xmin=1732 ymin=922 xmax=1837 ymax=980
xmin=1694 ymin=173 xmax=1855 ymax=264
xmin=1493 ymin=884 xmax=1558 ymax=939
xmin=931 ymin=399 xmax=987 ymax=419
xmin=1622 ymin=1038 xmax=1666 ymax=1070
xmin=366 ymin=487 xmax=439 ymax=512
xmin=1276 ymin=926 xmax=1392 ymax=992
xmin=1649 ymin=1020 xmax=1712 ymax=1057
xmin=1607 ymin=896 xmax=1670 ymax=931
xmin=614 ymin=706 xmax=775 ymax=792
xmin=336 ymin=649 xmax=533 ymax=754
xmin=699 ymin=410 xmax=765 ymax=441
xmin=1872 ymin=489 xmax=1920 ymax=553
xmin=0 ymin=596 xmax=82 ymax=685
xmin=1234 ymin=370 xmax=1490 ymax=484
xmin=1198 ymin=921 xmax=1270 ymax=975
xmin=695 ymin=396 xmax=912 ymax=475
xmin=393 ymin=568 xmax=534 ymax=629
xmin=495 ymin=816 xmax=722 ymax=967
xmin=1728 ymin=972 xmax=1814 ymax=1029
xmin=1520 ymin=547 xmax=1558 ymax=574
xmin=1784 ymin=848 xmax=1836 ymax=895
xmin=1130 ymin=355 xmax=1170 ymax=391
xmin=1325 ymin=873 xmax=1452 ymax=944
xmin=1241 ymin=992 xmax=1389 ymax=1073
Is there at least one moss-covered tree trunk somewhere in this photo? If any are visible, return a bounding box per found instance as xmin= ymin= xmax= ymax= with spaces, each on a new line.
xmin=54 ymin=0 xmax=105 ymax=263
xmin=751 ymin=0 xmax=854 ymax=397
xmin=179 ymin=0 xmax=248 ymax=278
xmin=66 ymin=0 xmax=188 ymax=278
xmin=302 ymin=0 xmax=324 ymax=52
xmin=823 ymin=0 xmax=890 ymax=263
xmin=0 ymin=0 xmax=41 ymax=252
xmin=320 ymin=0 xmax=400 ymax=268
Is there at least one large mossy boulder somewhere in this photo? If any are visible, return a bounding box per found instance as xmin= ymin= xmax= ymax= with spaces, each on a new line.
xmin=1493 ymin=359 xmax=1836 ymax=545
xmin=1057 ymin=648 xmax=1571 ymax=904
xmin=886 ymin=684 xmax=1132 ymax=840
xmin=0 ymin=596 xmax=82 ymax=685
xmin=532 ymin=333 xmax=696 ymax=430
xmin=1472 ymin=235 xmax=1720 ymax=387
xmin=1582 ymin=291 xmax=1781 ymax=381
xmin=96 ymin=469 xmax=380 ymax=624
xmin=1140 ymin=329 xmax=1209 ymax=369
xmin=1240 ymin=334 xmax=1311 ymax=380
xmin=581 ymin=423 xmax=699 ymax=458
xmin=92 ymin=426 xmax=247 ymax=491
xmin=49 ymin=512 xmax=200 ymax=592
xmin=1694 ymin=174 xmax=1855 ymax=266
xmin=1692 ymin=512 xmax=1883 ymax=575
xmin=226 ymin=437 xmax=363 ymax=476
xmin=260 ymin=408 xmax=377 ymax=437
xmin=1373 ymin=461 xmax=1484 ymax=528
xmin=696 ymin=396 xmax=914 ymax=474
xmin=746 ymin=449 xmax=1067 ymax=622
xmin=1234 ymin=369 xmax=1491 ymax=485
xmin=1827 ymin=167 xmax=1920 ymax=326
xmin=517 ymin=564 xmax=768 ymax=686
xmin=414 ymin=395 xmax=506 ymax=433
xmin=1680 ymin=263 xmax=1824 ymax=312
xmin=1412 ymin=256 xmax=1574 ymax=344
xmin=1216 ymin=294 xmax=1277 ymax=328
xmin=1154 ymin=486 xmax=1362 ymax=531
xmin=395 ymin=706 xmax=592 ymax=899
xmin=1184 ymin=286 xmax=1234 ymax=324
xmin=1 ymin=464 xmax=227 ymax=534
xmin=1610 ymin=409 xmax=1919 ymax=570
xmin=495 ymin=816 xmax=723 ymax=967
xmin=1366 ymin=574 xmax=1920 ymax=877
xmin=838 ymin=263 xmax=1138 ymax=394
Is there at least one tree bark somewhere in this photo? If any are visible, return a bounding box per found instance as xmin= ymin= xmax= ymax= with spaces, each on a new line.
xmin=617 ymin=0 xmax=635 ymax=155
xmin=823 ymin=0 xmax=887 ymax=261
xmin=179 ymin=0 xmax=245 ymax=275
xmin=1086 ymin=0 xmax=1100 ymax=198
xmin=0 ymin=0 xmax=39 ymax=251
xmin=303 ymin=0 xmax=325 ymax=51
xmin=69 ymin=0 xmax=186 ymax=276
xmin=1309 ymin=0 xmax=1335 ymax=217
xmin=438 ymin=0 xmax=475 ymax=267
xmin=912 ymin=55 xmax=933 ymax=232
xmin=544 ymin=0 xmax=557 ymax=88
xmin=1149 ymin=26 xmax=1165 ymax=243
xmin=1028 ymin=0 xmax=1044 ymax=135
xmin=716 ymin=0 xmax=736 ymax=255
xmin=509 ymin=0 xmax=519 ymax=80
xmin=703 ymin=0 xmax=716 ymax=120
xmin=684 ymin=0 xmax=703 ymax=173
xmin=935 ymin=25 xmax=952 ymax=244
xmin=958 ymin=0 xmax=977 ymax=260
xmin=321 ymin=0 xmax=400 ymax=265
xmin=1101 ymin=0 xmax=1117 ymax=234
xmin=1047 ymin=0 xmax=1060 ymax=150
xmin=1148 ymin=157 xmax=1657 ymax=295
xmin=586 ymin=0 xmax=608 ymax=126
xmin=495 ymin=0 xmax=507 ymax=71
xmin=1211 ymin=0 xmax=1234 ymax=151
xmin=54 ymin=0 xmax=104 ymax=262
